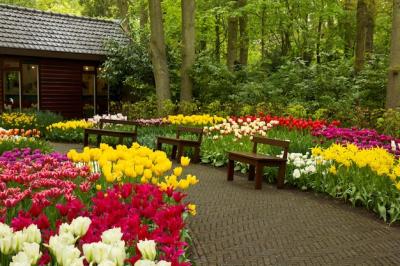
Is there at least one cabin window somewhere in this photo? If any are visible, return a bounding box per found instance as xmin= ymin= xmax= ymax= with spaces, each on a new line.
xmin=82 ymin=65 xmax=96 ymax=116
xmin=3 ymin=61 xmax=39 ymax=111
xmin=3 ymin=71 xmax=20 ymax=110
xmin=21 ymin=64 xmax=39 ymax=109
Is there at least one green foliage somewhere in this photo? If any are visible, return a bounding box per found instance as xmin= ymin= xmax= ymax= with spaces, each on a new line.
xmin=376 ymin=108 xmax=400 ymax=138
xmin=178 ymin=101 xmax=199 ymax=115
xmin=0 ymin=138 xmax=52 ymax=155
xmin=285 ymin=104 xmax=308 ymax=118
xmin=119 ymin=96 xmax=158 ymax=119
xmin=34 ymin=110 xmax=64 ymax=133
xmin=101 ymin=40 xmax=154 ymax=102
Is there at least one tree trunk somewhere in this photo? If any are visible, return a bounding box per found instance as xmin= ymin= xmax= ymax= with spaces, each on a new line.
xmin=215 ymin=13 xmax=221 ymax=62
xmin=354 ymin=0 xmax=368 ymax=73
xmin=148 ymin=0 xmax=171 ymax=112
xmin=227 ymin=15 xmax=239 ymax=70
xmin=386 ymin=0 xmax=400 ymax=108
xmin=316 ymin=16 xmax=322 ymax=64
xmin=238 ymin=0 xmax=248 ymax=66
xmin=365 ymin=0 xmax=376 ymax=54
xmin=343 ymin=0 xmax=356 ymax=57
xmin=260 ymin=6 xmax=266 ymax=59
xmin=180 ymin=0 xmax=196 ymax=102
xmin=117 ymin=0 xmax=130 ymax=32
xmin=140 ymin=0 xmax=149 ymax=43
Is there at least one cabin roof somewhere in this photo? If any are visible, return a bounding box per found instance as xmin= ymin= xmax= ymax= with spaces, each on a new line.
xmin=0 ymin=4 xmax=129 ymax=57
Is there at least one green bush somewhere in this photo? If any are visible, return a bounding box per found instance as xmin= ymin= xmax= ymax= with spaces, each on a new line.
xmin=377 ymin=108 xmax=400 ymax=137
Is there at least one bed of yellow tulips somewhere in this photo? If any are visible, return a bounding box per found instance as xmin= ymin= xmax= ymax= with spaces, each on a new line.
xmin=67 ymin=143 xmax=199 ymax=190
xmin=0 ymin=112 xmax=36 ymax=128
xmin=163 ymin=114 xmax=226 ymax=126
xmin=312 ymin=144 xmax=400 ymax=183
xmin=46 ymin=120 xmax=94 ymax=131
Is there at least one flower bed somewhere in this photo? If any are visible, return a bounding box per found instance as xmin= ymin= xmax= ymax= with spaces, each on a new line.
xmin=312 ymin=126 xmax=400 ymax=156
xmin=45 ymin=120 xmax=94 ymax=143
xmin=284 ymin=144 xmax=400 ymax=223
xmin=163 ymin=114 xmax=225 ymax=126
xmin=0 ymin=145 xmax=197 ymax=265
xmin=0 ymin=113 xmax=36 ymax=129
xmin=230 ymin=114 xmax=340 ymax=131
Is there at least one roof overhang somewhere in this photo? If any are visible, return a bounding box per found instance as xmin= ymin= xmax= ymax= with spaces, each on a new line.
xmin=0 ymin=47 xmax=106 ymax=61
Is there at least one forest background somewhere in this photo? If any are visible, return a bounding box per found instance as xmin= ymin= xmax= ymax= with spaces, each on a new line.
xmin=2 ymin=0 xmax=400 ymax=129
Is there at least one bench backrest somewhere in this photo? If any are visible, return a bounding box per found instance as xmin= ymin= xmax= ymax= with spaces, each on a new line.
xmin=176 ymin=126 xmax=203 ymax=143
xmin=99 ymin=119 xmax=139 ymax=133
xmin=252 ymin=136 xmax=290 ymax=160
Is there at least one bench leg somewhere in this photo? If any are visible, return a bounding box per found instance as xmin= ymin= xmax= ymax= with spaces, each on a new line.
xmin=227 ymin=159 xmax=234 ymax=181
xmin=177 ymin=144 xmax=184 ymax=162
xmin=83 ymin=132 xmax=89 ymax=147
xmin=255 ymin=163 xmax=263 ymax=190
xmin=248 ymin=165 xmax=255 ymax=181
xmin=96 ymin=135 xmax=102 ymax=146
xmin=156 ymin=141 xmax=162 ymax=151
xmin=171 ymin=145 xmax=177 ymax=160
xmin=193 ymin=146 xmax=200 ymax=163
xmin=277 ymin=163 xmax=286 ymax=189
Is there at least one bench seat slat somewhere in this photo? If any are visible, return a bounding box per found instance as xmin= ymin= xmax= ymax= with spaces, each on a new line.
xmin=228 ymin=151 xmax=286 ymax=162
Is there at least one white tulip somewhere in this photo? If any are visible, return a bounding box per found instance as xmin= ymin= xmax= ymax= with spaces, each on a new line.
xmin=101 ymin=227 xmax=123 ymax=245
xmin=70 ymin=216 xmax=91 ymax=237
xmin=134 ymin=260 xmax=157 ymax=266
xmin=0 ymin=234 xmax=14 ymax=254
xmin=91 ymin=242 xmax=111 ymax=264
xmin=156 ymin=261 xmax=172 ymax=266
xmin=137 ymin=239 xmax=157 ymax=261
xmin=99 ymin=260 xmax=117 ymax=266
xmin=23 ymin=224 xmax=41 ymax=244
xmin=83 ymin=243 xmax=94 ymax=262
xmin=293 ymin=169 xmax=301 ymax=179
xmin=59 ymin=223 xmax=72 ymax=235
xmin=109 ymin=245 xmax=126 ymax=266
xmin=10 ymin=251 xmax=31 ymax=266
xmin=21 ymin=242 xmax=42 ymax=264
xmin=0 ymin=223 xmax=13 ymax=238
xmin=59 ymin=245 xmax=82 ymax=266
xmin=12 ymin=231 xmax=27 ymax=252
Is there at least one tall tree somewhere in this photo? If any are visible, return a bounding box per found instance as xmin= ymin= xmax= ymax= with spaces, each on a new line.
xmin=386 ymin=0 xmax=400 ymax=108
xmin=354 ymin=0 xmax=368 ymax=72
xmin=227 ymin=0 xmax=239 ymax=70
xmin=214 ymin=13 xmax=221 ymax=62
xmin=140 ymin=0 xmax=149 ymax=43
xmin=116 ymin=0 xmax=130 ymax=32
xmin=227 ymin=14 xmax=239 ymax=70
xmin=148 ymin=0 xmax=171 ymax=112
xmin=180 ymin=0 xmax=196 ymax=102
xmin=365 ymin=0 xmax=376 ymax=54
xmin=238 ymin=0 xmax=249 ymax=66
xmin=343 ymin=0 xmax=356 ymax=57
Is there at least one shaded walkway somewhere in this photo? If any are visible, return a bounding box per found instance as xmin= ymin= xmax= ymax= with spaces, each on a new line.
xmin=51 ymin=143 xmax=400 ymax=265
xmin=186 ymin=164 xmax=400 ymax=266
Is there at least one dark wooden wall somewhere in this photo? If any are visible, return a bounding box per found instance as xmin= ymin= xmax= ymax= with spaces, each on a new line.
xmin=39 ymin=59 xmax=83 ymax=118
xmin=0 ymin=68 xmax=2 ymax=110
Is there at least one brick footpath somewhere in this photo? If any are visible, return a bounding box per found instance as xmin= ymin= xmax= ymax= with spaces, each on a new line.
xmin=185 ymin=164 xmax=400 ymax=266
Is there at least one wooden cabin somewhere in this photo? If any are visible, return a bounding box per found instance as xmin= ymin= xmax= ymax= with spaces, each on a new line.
xmin=0 ymin=4 xmax=129 ymax=118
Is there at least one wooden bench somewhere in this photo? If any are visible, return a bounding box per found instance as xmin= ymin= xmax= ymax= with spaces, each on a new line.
xmin=83 ymin=119 xmax=139 ymax=147
xmin=227 ymin=136 xmax=290 ymax=190
xmin=156 ymin=126 xmax=203 ymax=163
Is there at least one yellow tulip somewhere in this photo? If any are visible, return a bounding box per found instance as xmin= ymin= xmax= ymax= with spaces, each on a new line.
xmin=181 ymin=157 xmax=190 ymax=167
